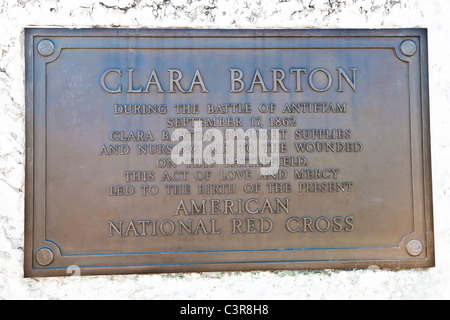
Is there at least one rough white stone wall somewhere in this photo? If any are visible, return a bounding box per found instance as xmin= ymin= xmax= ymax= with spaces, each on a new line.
xmin=1 ymin=0 xmax=449 ymax=299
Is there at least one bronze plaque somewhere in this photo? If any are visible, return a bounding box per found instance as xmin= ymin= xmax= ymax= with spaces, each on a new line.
xmin=25 ymin=28 xmax=434 ymax=277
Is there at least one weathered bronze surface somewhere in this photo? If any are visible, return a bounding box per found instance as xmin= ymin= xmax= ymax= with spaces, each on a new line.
xmin=24 ymin=28 xmax=434 ymax=277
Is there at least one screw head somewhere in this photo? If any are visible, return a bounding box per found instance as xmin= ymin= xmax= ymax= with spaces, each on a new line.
xmin=400 ymin=40 xmax=417 ymax=56
xmin=35 ymin=247 xmax=54 ymax=266
xmin=406 ymin=239 xmax=423 ymax=256
xmin=37 ymin=39 xmax=55 ymax=56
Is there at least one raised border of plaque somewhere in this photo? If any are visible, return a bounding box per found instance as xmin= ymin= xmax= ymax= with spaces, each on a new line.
xmin=24 ymin=28 xmax=434 ymax=277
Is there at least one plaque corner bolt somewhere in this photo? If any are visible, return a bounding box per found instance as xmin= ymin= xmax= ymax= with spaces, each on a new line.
xmin=37 ymin=39 xmax=55 ymax=57
xmin=400 ymin=40 xmax=417 ymax=57
xmin=406 ymin=239 xmax=423 ymax=256
xmin=35 ymin=247 xmax=54 ymax=266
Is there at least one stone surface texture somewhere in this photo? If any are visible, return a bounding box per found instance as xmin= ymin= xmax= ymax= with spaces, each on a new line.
xmin=1 ymin=0 xmax=449 ymax=299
